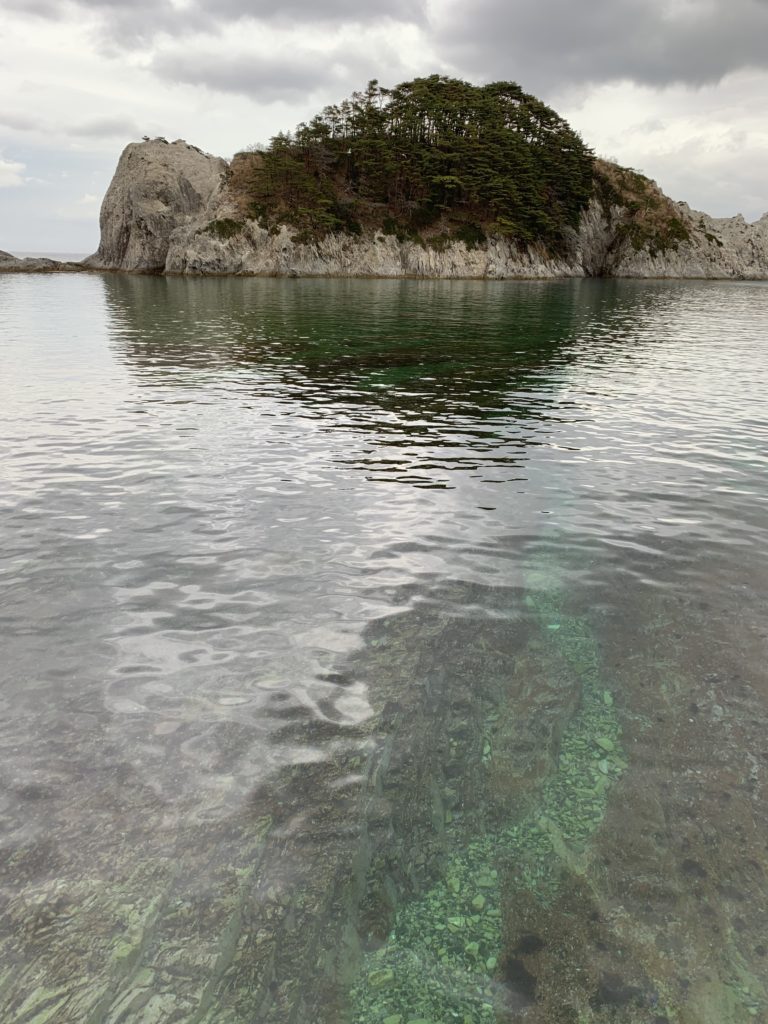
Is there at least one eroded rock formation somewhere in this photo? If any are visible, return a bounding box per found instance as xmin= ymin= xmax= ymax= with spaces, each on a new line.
xmin=82 ymin=139 xmax=228 ymax=274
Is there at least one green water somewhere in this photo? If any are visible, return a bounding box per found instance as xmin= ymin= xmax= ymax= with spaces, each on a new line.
xmin=0 ymin=275 xmax=767 ymax=1023
xmin=352 ymin=546 xmax=625 ymax=1024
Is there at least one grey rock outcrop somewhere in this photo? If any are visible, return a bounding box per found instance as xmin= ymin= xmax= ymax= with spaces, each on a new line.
xmin=83 ymin=139 xmax=227 ymax=273
xmin=82 ymin=139 xmax=768 ymax=280
xmin=578 ymin=199 xmax=768 ymax=279
xmin=165 ymin=221 xmax=584 ymax=279
xmin=0 ymin=249 xmax=83 ymax=273
xmin=615 ymin=206 xmax=768 ymax=279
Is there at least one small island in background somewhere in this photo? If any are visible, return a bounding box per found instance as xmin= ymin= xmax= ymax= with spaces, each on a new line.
xmin=3 ymin=75 xmax=768 ymax=279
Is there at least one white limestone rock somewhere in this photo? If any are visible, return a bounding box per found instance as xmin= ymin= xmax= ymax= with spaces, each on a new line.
xmin=165 ymin=220 xmax=584 ymax=279
xmin=612 ymin=206 xmax=768 ymax=279
xmin=84 ymin=139 xmax=227 ymax=273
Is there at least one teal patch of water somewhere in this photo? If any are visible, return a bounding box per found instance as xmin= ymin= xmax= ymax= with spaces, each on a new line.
xmin=350 ymin=552 xmax=624 ymax=1023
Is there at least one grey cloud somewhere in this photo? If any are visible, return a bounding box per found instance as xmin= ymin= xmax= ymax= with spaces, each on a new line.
xmin=150 ymin=46 xmax=406 ymax=104
xmin=1 ymin=0 xmax=172 ymax=15
xmin=437 ymin=0 xmax=768 ymax=92
xmin=1 ymin=0 xmax=424 ymax=48
xmin=0 ymin=110 xmax=142 ymax=139
xmin=70 ymin=116 xmax=142 ymax=138
xmin=638 ymin=130 xmax=768 ymax=221
xmin=0 ymin=0 xmax=59 ymax=12
xmin=8 ymin=0 xmax=766 ymax=102
xmin=2 ymin=0 xmax=181 ymax=47
xmin=202 ymin=0 xmax=423 ymax=26
xmin=151 ymin=51 xmax=339 ymax=102
xmin=0 ymin=112 xmax=44 ymax=131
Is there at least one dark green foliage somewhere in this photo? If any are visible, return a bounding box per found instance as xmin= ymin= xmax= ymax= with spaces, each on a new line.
xmin=666 ymin=217 xmax=691 ymax=245
xmin=206 ymin=218 xmax=244 ymax=240
xmin=242 ymin=75 xmax=595 ymax=248
xmin=453 ymin=223 xmax=487 ymax=249
xmin=615 ymin=219 xmax=690 ymax=257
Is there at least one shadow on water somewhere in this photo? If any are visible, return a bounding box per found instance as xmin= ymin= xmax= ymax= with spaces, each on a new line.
xmin=2 ymin=275 xmax=768 ymax=1023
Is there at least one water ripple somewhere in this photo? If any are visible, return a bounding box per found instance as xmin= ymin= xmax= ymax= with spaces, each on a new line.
xmin=1 ymin=273 xmax=767 ymax=1019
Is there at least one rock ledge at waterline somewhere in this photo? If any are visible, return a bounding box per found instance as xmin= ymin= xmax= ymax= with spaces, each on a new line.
xmin=0 ymin=250 xmax=83 ymax=273
xmin=5 ymin=138 xmax=768 ymax=280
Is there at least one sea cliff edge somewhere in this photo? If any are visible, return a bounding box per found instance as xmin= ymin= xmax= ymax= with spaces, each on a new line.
xmin=4 ymin=138 xmax=768 ymax=280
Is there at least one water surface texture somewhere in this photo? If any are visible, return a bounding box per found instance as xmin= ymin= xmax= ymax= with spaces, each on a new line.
xmin=1 ymin=275 xmax=767 ymax=1024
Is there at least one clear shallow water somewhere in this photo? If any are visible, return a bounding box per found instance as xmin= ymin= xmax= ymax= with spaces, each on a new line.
xmin=0 ymin=274 xmax=767 ymax=1023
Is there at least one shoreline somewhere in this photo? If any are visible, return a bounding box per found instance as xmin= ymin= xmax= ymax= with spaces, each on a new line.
xmin=2 ymin=261 xmax=766 ymax=282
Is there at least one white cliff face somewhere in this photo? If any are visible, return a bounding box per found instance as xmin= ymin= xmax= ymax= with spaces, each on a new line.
xmin=165 ymin=220 xmax=583 ymax=279
xmin=571 ymin=198 xmax=768 ymax=279
xmin=83 ymin=140 xmax=227 ymax=273
xmin=84 ymin=139 xmax=768 ymax=281
xmin=612 ymin=206 xmax=768 ymax=279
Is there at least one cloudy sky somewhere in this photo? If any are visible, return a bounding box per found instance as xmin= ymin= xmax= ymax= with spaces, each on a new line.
xmin=2 ymin=0 xmax=767 ymax=253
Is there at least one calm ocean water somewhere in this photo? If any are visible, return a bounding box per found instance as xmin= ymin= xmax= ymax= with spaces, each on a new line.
xmin=1 ymin=273 xmax=767 ymax=1023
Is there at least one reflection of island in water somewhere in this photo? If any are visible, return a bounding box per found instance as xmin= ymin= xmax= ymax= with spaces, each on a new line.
xmin=3 ymin=276 xmax=767 ymax=1024
xmin=105 ymin=274 xmax=665 ymax=487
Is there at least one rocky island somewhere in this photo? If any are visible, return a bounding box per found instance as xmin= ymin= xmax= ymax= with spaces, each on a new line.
xmin=5 ymin=75 xmax=768 ymax=279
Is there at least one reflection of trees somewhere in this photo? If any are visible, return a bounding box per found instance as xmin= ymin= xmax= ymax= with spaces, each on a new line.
xmin=103 ymin=274 xmax=665 ymax=483
xmin=106 ymin=275 xmax=605 ymax=406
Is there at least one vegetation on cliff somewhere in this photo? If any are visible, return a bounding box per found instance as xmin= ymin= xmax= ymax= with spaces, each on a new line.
xmin=230 ymin=76 xmax=595 ymax=251
xmin=593 ymin=158 xmax=691 ymax=257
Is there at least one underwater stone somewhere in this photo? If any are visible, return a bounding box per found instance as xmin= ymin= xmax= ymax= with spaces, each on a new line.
xmin=368 ymin=969 xmax=394 ymax=989
xmin=350 ymin=552 xmax=627 ymax=1024
xmin=472 ymin=895 xmax=486 ymax=911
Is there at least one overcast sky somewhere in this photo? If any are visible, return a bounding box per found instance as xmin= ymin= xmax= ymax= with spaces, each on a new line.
xmin=2 ymin=0 xmax=767 ymax=253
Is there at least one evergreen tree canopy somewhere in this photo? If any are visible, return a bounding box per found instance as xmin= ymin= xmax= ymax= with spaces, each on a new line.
xmin=241 ymin=75 xmax=595 ymax=250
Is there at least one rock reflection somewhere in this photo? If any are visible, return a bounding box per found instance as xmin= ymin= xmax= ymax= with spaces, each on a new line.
xmin=104 ymin=275 xmax=665 ymax=488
